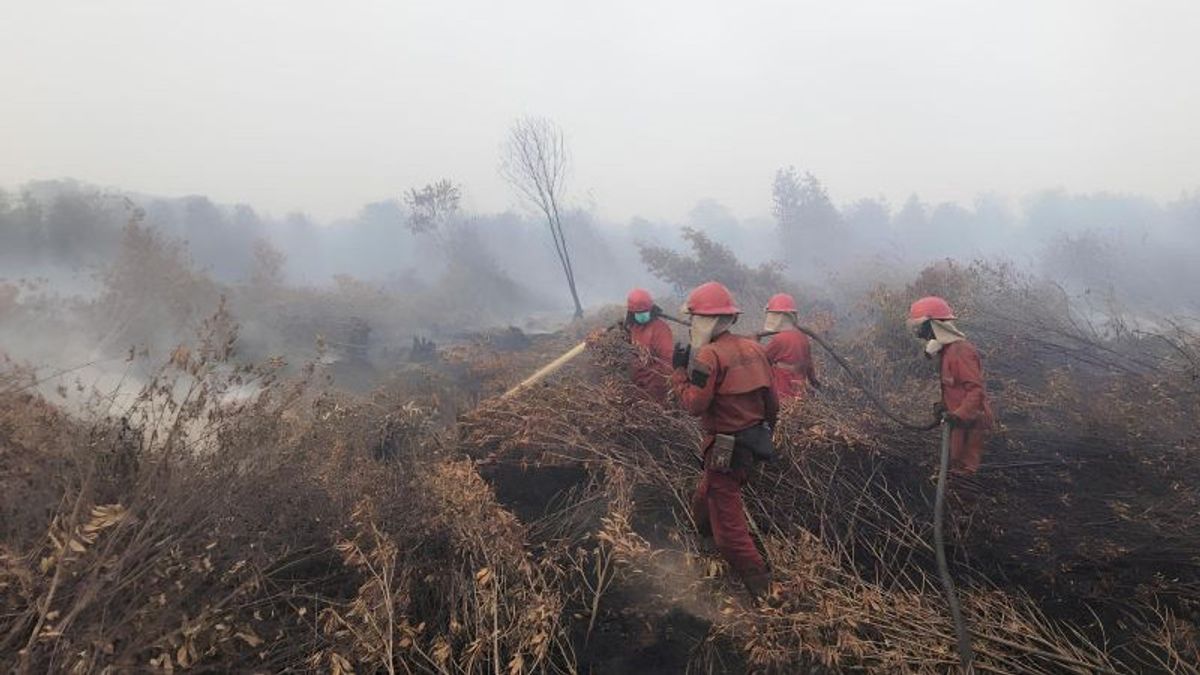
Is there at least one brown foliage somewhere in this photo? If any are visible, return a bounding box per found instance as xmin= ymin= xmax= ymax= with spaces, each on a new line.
xmin=4 ymin=258 xmax=1199 ymax=673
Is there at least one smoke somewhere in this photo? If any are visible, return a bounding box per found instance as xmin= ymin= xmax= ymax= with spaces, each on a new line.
xmin=2 ymin=175 xmax=1199 ymax=390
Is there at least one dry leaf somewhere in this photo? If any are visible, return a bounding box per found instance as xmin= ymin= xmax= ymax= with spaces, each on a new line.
xmin=475 ymin=567 xmax=493 ymax=586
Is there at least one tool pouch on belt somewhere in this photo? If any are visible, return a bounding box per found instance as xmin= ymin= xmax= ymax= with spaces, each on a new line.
xmin=735 ymin=423 xmax=776 ymax=463
xmin=707 ymin=434 xmax=736 ymax=472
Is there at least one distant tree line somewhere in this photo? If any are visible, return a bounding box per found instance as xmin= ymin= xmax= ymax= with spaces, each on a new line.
xmin=3 ymin=172 xmax=1199 ymax=314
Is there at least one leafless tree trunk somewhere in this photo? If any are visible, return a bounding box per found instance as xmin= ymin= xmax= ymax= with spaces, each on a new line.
xmin=500 ymin=116 xmax=584 ymax=318
xmin=404 ymin=178 xmax=462 ymax=256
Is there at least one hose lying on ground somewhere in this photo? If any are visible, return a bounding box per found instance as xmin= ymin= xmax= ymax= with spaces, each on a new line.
xmin=789 ymin=326 xmax=940 ymax=431
xmin=936 ymin=422 xmax=975 ymax=672
xmin=780 ymin=325 xmax=973 ymax=670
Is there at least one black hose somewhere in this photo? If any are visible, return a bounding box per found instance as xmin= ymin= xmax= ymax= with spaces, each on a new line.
xmin=670 ymin=316 xmax=927 ymax=431
xmin=782 ymin=326 xmax=940 ymax=431
xmin=777 ymin=325 xmax=971 ymax=668
xmin=658 ymin=312 xmax=691 ymax=327
xmin=677 ymin=315 xmax=930 ymax=431
xmin=936 ymin=423 xmax=975 ymax=672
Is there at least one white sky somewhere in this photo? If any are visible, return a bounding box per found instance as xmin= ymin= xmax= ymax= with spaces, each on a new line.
xmin=3 ymin=0 xmax=1199 ymax=222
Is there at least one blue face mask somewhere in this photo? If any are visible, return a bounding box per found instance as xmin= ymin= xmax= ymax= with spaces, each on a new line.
xmin=633 ymin=311 xmax=652 ymax=324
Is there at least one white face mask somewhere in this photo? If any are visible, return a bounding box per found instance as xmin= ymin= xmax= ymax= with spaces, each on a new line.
xmin=922 ymin=320 xmax=966 ymax=358
xmin=763 ymin=312 xmax=795 ymax=333
xmin=688 ymin=315 xmax=734 ymax=351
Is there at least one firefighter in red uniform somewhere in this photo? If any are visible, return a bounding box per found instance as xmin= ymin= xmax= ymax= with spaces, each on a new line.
xmin=907 ymin=296 xmax=994 ymax=476
xmin=760 ymin=293 xmax=820 ymax=401
xmin=671 ymin=281 xmax=778 ymax=598
xmin=625 ymin=288 xmax=674 ymax=401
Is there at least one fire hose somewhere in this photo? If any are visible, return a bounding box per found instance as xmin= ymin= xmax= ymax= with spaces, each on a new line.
xmin=935 ymin=422 xmax=975 ymax=673
xmin=499 ymin=315 xmax=973 ymax=670
xmin=783 ymin=326 xmax=939 ymax=432
xmin=786 ymin=325 xmax=973 ymax=673
xmin=500 ymin=312 xmax=691 ymax=399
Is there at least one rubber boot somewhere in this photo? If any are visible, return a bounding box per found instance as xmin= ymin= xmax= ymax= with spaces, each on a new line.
xmin=742 ymin=571 xmax=771 ymax=600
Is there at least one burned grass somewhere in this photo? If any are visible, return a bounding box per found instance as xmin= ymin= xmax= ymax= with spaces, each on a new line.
xmin=2 ymin=261 xmax=1199 ymax=673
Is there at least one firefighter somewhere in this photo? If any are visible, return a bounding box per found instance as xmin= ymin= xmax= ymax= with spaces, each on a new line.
xmin=671 ymin=281 xmax=778 ymax=598
xmin=760 ymin=293 xmax=820 ymax=400
xmin=625 ymin=288 xmax=674 ymax=401
xmin=907 ymin=296 xmax=994 ymax=476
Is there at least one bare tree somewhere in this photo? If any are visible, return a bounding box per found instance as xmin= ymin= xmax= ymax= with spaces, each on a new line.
xmin=404 ymin=178 xmax=462 ymax=252
xmin=500 ymin=116 xmax=583 ymax=318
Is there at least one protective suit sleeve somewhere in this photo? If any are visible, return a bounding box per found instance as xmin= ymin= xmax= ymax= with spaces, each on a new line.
xmin=672 ymin=346 xmax=719 ymax=416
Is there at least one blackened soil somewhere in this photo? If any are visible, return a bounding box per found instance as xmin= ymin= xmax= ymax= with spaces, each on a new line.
xmin=481 ymin=462 xmax=591 ymax=523
xmin=481 ymin=461 xmax=734 ymax=674
xmin=575 ymin=602 xmax=716 ymax=674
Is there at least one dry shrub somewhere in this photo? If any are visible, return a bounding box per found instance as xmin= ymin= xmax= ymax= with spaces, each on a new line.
xmin=695 ymin=532 xmax=1120 ymax=674
xmin=0 ymin=309 xmax=577 ymax=673
xmin=91 ymin=215 xmax=223 ymax=356
xmin=314 ymin=462 xmax=572 ymax=674
xmin=0 ymin=360 xmax=88 ymax=547
xmin=0 ymin=312 xmax=338 ymax=672
xmin=457 ymin=364 xmax=1116 ymax=672
xmin=456 ymin=284 xmax=1200 ymax=672
xmin=5 ymin=251 xmax=1200 ymax=673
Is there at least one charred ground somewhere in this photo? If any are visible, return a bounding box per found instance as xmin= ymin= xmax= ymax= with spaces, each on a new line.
xmin=1 ymin=217 xmax=1199 ymax=673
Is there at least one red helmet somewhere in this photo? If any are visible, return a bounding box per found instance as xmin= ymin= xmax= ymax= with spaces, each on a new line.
xmin=765 ymin=293 xmax=798 ymax=313
xmin=908 ymin=296 xmax=956 ymax=323
xmin=686 ymin=281 xmax=739 ymax=316
xmin=626 ymin=288 xmax=654 ymax=313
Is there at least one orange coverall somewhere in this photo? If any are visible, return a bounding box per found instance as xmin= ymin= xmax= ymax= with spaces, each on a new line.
xmin=939 ymin=340 xmax=994 ymax=475
xmin=764 ymin=329 xmax=817 ymax=401
xmin=628 ymin=318 xmax=674 ymax=400
xmin=672 ymin=332 xmax=778 ymax=587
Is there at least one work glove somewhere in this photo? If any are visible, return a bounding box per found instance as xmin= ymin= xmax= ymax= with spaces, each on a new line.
xmin=933 ymin=402 xmax=964 ymax=426
xmin=672 ymin=343 xmax=691 ymax=370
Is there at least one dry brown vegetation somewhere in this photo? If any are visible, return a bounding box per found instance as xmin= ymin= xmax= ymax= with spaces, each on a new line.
xmin=2 ymin=235 xmax=1199 ymax=673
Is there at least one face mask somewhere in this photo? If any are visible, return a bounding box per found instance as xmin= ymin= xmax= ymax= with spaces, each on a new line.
xmin=763 ymin=312 xmax=794 ymax=333
xmin=633 ymin=311 xmax=652 ymax=324
xmin=923 ymin=320 xmax=965 ymax=356
xmin=689 ymin=315 xmax=734 ymax=351
xmin=924 ymin=339 xmax=942 ymax=358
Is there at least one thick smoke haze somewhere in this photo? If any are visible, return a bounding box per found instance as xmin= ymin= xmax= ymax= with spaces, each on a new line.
xmin=3 ymin=0 xmax=1200 ymax=390
xmin=4 ymin=177 xmax=1199 ymax=309
xmin=3 ymin=1 xmax=1200 ymax=221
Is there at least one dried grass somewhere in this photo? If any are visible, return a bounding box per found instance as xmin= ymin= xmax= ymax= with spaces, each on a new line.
xmin=3 ymin=261 xmax=1199 ymax=673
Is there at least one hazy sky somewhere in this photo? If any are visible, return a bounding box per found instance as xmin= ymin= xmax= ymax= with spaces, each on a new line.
xmin=4 ymin=0 xmax=1199 ymax=222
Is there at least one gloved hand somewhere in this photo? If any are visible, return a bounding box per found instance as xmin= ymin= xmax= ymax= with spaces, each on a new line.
xmin=810 ymin=377 xmax=822 ymax=390
xmin=932 ymin=401 xmax=947 ymax=420
xmin=944 ymin=411 xmax=964 ymax=426
xmin=672 ymin=343 xmax=691 ymax=370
